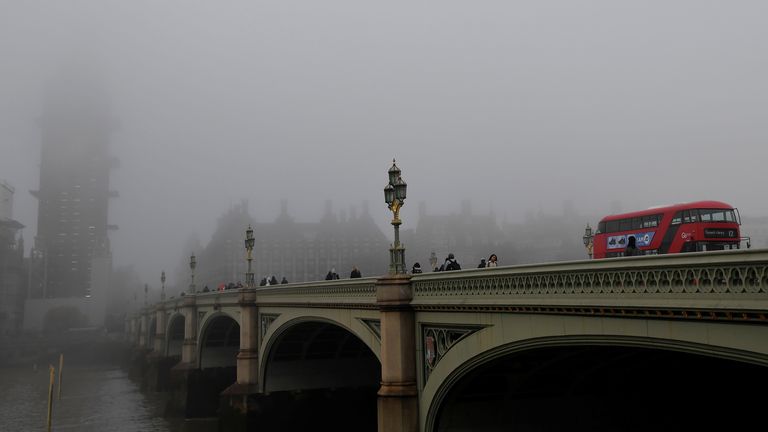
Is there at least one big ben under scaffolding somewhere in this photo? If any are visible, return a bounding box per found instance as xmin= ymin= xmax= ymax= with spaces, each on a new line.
xmin=29 ymin=74 xmax=117 ymax=299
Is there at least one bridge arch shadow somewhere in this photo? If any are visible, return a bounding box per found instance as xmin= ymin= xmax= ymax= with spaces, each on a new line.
xmin=258 ymin=318 xmax=381 ymax=431
xmin=165 ymin=313 xmax=184 ymax=358
xmin=198 ymin=312 xmax=240 ymax=370
xmin=147 ymin=316 xmax=156 ymax=349
xmin=186 ymin=313 xmax=241 ymax=419
xmin=426 ymin=336 xmax=768 ymax=431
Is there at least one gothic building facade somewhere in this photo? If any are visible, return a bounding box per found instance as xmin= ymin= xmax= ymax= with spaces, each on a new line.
xmin=182 ymin=201 xmax=389 ymax=290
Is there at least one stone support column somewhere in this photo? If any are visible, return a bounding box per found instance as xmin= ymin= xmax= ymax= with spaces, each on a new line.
xmin=181 ymin=295 xmax=198 ymax=366
xmin=236 ymin=288 xmax=259 ymax=388
xmin=221 ymin=288 xmax=262 ymax=428
xmin=376 ymin=275 xmax=418 ymax=432
xmin=154 ymin=305 xmax=166 ymax=355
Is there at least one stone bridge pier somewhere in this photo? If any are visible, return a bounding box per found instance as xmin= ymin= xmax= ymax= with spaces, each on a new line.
xmin=376 ymin=275 xmax=418 ymax=432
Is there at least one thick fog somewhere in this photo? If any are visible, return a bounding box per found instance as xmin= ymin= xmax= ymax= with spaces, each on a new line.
xmin=1 ymin=1 xmax=767 ymax=286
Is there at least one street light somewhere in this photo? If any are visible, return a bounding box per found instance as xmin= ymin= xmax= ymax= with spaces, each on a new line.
xmin=384 ymin=159 xmax=407 ymax=274
xmin=144 ymin=283 xmax=148 ymax=307
xmin=160 ymin=271 xmax=166 ymax=301
xmin=189 ymin=253 xmax=197 ymax=294
xmin=582 ymin=223 xmax=594 ymax=259
xmin=244 ymin=225 xmax=255 ymax=287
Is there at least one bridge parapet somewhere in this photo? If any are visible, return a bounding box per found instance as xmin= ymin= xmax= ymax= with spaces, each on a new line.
xmin=255 ymin=277 xmax=378 ymax=308
xmin=411 ymin=249 xmax=768 ymax=322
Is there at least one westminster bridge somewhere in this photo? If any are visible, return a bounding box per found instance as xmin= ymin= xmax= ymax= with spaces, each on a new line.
xmin=127 ymin=249 xmax=768 ymax=431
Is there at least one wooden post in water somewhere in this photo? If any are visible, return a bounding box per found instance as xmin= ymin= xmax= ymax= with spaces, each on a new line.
xmin=47 ymin=365 xmax=55 ymax=431
xmin=57 ymin=354 xmax=64 ymax=400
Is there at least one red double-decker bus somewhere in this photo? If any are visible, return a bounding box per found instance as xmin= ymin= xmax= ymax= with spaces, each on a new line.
xmin=593 ymin=201 xmax=745 ymax=259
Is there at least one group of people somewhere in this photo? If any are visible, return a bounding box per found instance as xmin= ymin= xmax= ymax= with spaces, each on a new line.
xmin=409 ymin=253 xmax=499 ymax=274
xmin=202 ymin=254 xmax=499 ymax=291
xmin=476 ymin=254 xmax=499 ymax=268
xmin=201 ymin=281 xmax=245 ymax=292
xmin=259 ymin=276 xmax=289 ymax=286
xmin=325 ymin=266 xmax=363 ymax=280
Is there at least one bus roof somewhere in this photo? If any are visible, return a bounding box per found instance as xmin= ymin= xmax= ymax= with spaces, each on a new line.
xmin=600 ymin=200 xmax=734 ymax=222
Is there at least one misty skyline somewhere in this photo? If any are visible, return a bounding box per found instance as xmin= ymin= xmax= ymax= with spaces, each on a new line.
xmin=1 ymin=1 xmax=767 ymax=286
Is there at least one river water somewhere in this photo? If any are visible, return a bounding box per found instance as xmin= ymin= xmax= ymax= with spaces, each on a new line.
xmin=0 ymin=364 xmax=192 ymax=432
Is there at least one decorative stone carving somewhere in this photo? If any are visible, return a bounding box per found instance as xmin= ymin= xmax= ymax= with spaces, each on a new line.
xmin=423 ymin=325 xmax=486 ymax=382
xmin=260 ymin=313 xmax=279 ymax=340
xmin=360 ymin=319 xmax=381 ymax=340
xmin=197 ymin=311 xmax=206 ymax=331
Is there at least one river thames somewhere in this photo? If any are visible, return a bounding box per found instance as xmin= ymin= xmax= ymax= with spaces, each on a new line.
xmin=0 ymin=364 xmax=214 ymax=432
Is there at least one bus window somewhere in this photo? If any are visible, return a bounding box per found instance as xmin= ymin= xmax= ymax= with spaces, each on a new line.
xmin=606 ymin=220 xmax=619 ymax=233
xmin=681 ymin=242 xmax=696 ymax=253
xmin=671 ymin=212 xmax=682 ymax=225
xmin=699 ymin=209 xmax=734 ymax=222
xmin=619 ymin=219 xmax=632 ymax=231
xmin=598 ymin=222 xmax=606 ymax=233
xmin=641 ymin=214 xmax=661 ymax=228
xmin=683 ymin=210 xmax=698 ymax=224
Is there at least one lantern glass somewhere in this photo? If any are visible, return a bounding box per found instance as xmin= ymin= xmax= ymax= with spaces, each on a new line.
xmin=388 ymin=160 xmax=401 ymax=185
xmin=583 ymin=224 xmax=592 ymax=246
xmin=384 ymin=184 xmax=394 ymax=204
xmin=245 ymin=225 xmax=255 ymax=249
xmin=388 ymin=172 xmax=398 ymax=185
xmin=394 ymin=177 xmax=407 ymax=200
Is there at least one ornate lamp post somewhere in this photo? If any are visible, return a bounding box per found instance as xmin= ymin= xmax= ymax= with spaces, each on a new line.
xmin=189 ymin=253 xmax=197 ymax=294
xmin=582 ymin=223 xmax=594 ymax=259
xmin=244 ymin=225 xmax=255 ymax=287
xmin=429 ymin=251 xmax=438 ymax=271
xmin=144 ymin=283 xmax=148 ymax=307
xmin=384 ymin=159 xmax=407 ymax=274
xmin=160 ymin=271 xmax=166 ymax=301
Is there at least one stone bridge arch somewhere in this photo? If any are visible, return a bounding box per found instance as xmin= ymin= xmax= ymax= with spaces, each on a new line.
xmin=421 ymin=313 xmax=768 ymax=431
xmin=165 ymin=312 xmax=185 ymax=357
xmin=259 ymin=315 xmax=381 ymax=393
xmin=255 ymin=314 xmax=383 ymax=430
xmin=197 ymin=311 xmax=240 ymax=370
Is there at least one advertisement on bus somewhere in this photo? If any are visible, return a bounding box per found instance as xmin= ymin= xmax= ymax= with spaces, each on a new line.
xmin=606 ymin=232 xmax=655 ymax=250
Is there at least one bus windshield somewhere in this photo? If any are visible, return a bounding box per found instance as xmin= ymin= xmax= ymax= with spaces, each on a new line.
xmin=698 ymin=209 xmax=737 ymax=223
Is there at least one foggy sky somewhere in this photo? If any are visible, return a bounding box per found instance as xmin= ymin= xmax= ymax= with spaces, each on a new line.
xmin=1 ymin=0 xmax=767 ymax=287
